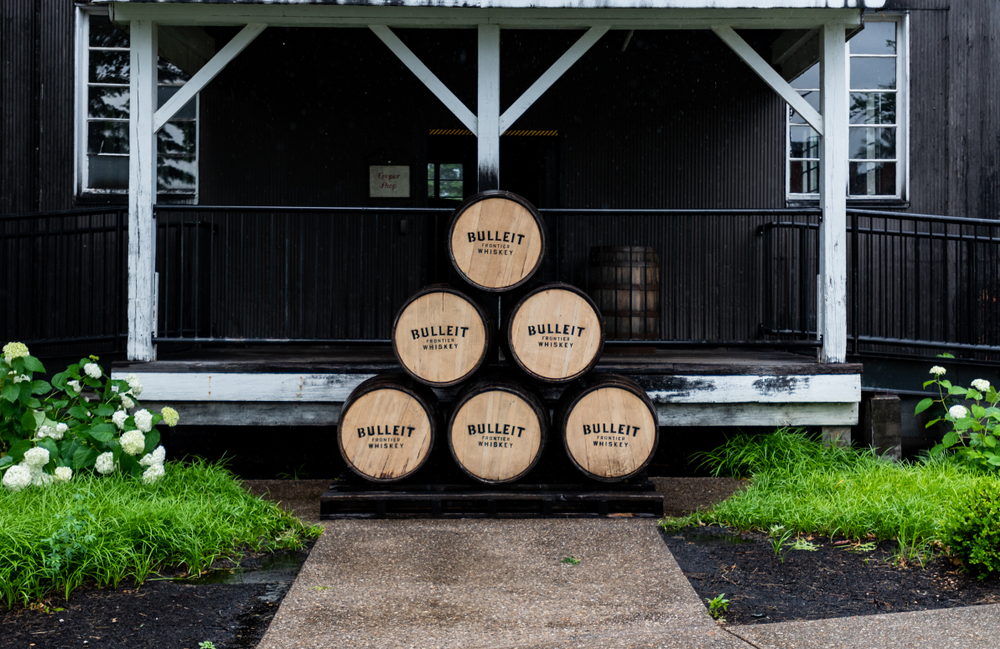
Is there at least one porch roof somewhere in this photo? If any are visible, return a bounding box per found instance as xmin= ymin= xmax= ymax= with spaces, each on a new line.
xmin=101 ymin=0 xmax=884 ymax=10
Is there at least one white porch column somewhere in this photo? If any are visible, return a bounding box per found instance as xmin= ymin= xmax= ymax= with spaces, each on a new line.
xmin=128 ymin=20 xmax=158 ymax=361
xmin=477 ymin=24 xmax=500 ymax=191
xmin=818 ymin=23 xmax=848 ymax=364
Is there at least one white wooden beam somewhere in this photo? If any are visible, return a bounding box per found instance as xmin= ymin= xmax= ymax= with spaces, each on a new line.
xmin=369 ymin=25 xmax=478 ymax=135
xmin=154 ymin=23 xmax=265 ymax=133
xmin=819 ymin=22 xmax=849 ymax=363
xmin=478 ymin=24 xmax=500 ymax=190
xmin=644 ymin=374 xmax=860 ymax=404
xmin=127 ymin=20 xmax=158 ymax=362
xmin=499 ymin=26 xmax=608 ymax=134
xmin=109 ymin=4 xmax=864 ymax=31
xmin=713 ymin=25 xmax=823 ymax=135
xmin=659 ymin=403 xmax=858 ymax=427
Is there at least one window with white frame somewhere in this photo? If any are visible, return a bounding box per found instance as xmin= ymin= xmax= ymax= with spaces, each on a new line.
xmin=76 ymin=9 xmax=198 ymax=196
xmin=787 ymin=17 xmax=906 ymax=200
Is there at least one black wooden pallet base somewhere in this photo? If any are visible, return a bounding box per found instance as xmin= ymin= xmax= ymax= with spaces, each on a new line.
xmin=320 ymin=473 xmax=665 ymax=519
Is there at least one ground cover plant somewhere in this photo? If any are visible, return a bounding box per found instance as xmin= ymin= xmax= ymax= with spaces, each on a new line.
xmin=0 ymin=459 xmax=322 ymax=609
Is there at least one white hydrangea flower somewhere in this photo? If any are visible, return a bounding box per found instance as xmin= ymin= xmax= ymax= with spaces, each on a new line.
xmin=125 ymin=373 xmax=143 ymax=397
xmin=120 ymin=430 xmax=146 ymax=456
xmin=949 ymin=405 xmax=969 ymax=419
xmin=54 ymin=467 xmax=73 ymax=482
xmin=23 ymin=447 xmax=50 ymax=468
xmin=95 ymin=452 xmax=116 ymax=475
xmin=121 ymin=394 xmax=135 ymax=409
xmin=133 ymin=409 xmax=153 ymax=433
xmin=83 ymin=363 xmax=101 ymax=380
xmin=929 ymin=366 xmax=947 ymax=376
xmin=67 ymin=380 xmax=81 ymax=394
xmin=37 ymin=425 xmax=55 ymax=439
xmin=140 ymin=445 xmax=166 ymax=467
xmin=112 ymin=410 xmax=129 ymax=430
xmin=972 ymin=379 xmax=991 ymax=393
xmin=12 ymin=374 xmax=30 ymax=384
xmin=161 ymin=407 xmax=179 ymax=428
xmin=3 ymin=464 xmax=32 ymax=491
xmin=142 ymin=462 xmax=166 ymax=484
xmin=55 ymin=423 xmax=68 ymax=438
xmin=2 ymin=342 xmax=29 ymax=365
xmin=30 ymin=467 xmax=51 ymax=487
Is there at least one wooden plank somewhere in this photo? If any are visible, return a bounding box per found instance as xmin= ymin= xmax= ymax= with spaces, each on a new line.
xmin=369 ymin=25 xmax=478 ymax=135
xmin=141 ymin=401 xmax=342 ymax=426
xmin=109 ymin=371 xmax=376 ymax=402
xmin=478 ymin=24 xmax=500 ymax=190
xmin=108 ymin=4 xmax=864 ymax=31
xmin=713 ymin=25 xmax=823 ymax=135
xmin=153 ymin=23 xmax=265 ymax=132
xmin=658 ymin=402 xmax=859 ymax=426
xmin=127 ymin=20 xmax=158 ymax=362
xmin=498 ymin=26 xmax=608 ymax=134
xmin=640 ymin=373 xmax=860 ymax=403
xmin=818 ymin=22 xmax=848 ymax=363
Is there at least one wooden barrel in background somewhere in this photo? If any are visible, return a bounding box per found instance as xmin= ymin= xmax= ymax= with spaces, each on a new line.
xmin=556 ymin=373 xmax=658 ymax=482
xmin=447 ymin=190 xmax=546 ymax=292
xmin=504 ymin=282 xmax=604 ymax=383
xmin=338 ymin=374 xmax=440 ymax=483
xmin=588 ymin=246 xmax=660 ymax=340
xmin=392 ymin=285 xmax=493 ymax=387
xmin=447 ymin=377 xmax=548 ymax=484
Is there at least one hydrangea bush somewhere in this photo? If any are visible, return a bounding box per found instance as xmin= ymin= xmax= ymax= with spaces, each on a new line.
xmin=1 ymin=342 xmax=178 ymax=491
xmin=917 ymin=358 xmax=1000 ymax=471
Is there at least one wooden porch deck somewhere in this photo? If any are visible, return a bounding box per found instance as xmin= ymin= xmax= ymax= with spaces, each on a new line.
xmin=112 ymin=346 xmax=862 ymax=429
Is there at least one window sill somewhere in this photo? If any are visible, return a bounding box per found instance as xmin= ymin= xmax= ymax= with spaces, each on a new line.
xmin=786 ymin=198 xmax=910 ymax=210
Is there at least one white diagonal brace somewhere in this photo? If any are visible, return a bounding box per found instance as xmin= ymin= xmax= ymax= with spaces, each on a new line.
xmin=713 ymin=25 xmax=824 ymax=136
xmin=370 ymin=24 xmax=478 ymax=136
xmin=153 ymin=23 xmax=265 ymax=133
xmin=499 ymin=25 xmax=609 ymax=134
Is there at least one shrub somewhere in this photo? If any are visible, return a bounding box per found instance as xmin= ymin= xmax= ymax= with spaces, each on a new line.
xmin=945 ymin=490 xmax=1000 ymax=579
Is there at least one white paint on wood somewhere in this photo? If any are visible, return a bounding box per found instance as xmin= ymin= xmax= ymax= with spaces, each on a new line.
xmin=819 ymin=22 xmax=848 ymax=363
xmin=110 ymin=371 xmax=376 ymax=402
xmin=141 ymin=401 xmax=343 ymax=426
xmin=370 ymin=24 xmax=478 ymax=135
xmin=657 ymin=402 xmax=859 ymax=426
xmin=127 ymin=20 xmax=158 ymax=362
xmin=478 ymin=24 xmax=501 ymax=190
xmin=498 ymin=26 xmax=609 ymax=134
xmin=153 ymin=23 xmax=265 ymax=132
xmin=712 ymin=25 xmax=823 ymax=135
xmin=644 ymin=373 xmax=860 ymax=404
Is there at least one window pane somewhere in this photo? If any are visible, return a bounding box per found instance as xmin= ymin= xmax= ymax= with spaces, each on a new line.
xmin=791 ymin=65 xmax=819 ymax=90
xmin=87 ymin=121 xmax=129 ymax=155
xmin=88 ymin=155 xmax=128 ymax=189
xmin=88 ymin=86 xmax=129 ymax=119
xmin=157 ymin=59 xmax=187 ymax=85
xmin=439 ymin=163 xmax=463 ymax=180
xmin=789 ymin=126 xmax=820 ymax=158
xmin=849 ymin=22 xmax=896 ymax=55
xmin=157 ymin=121 xmax=196 ymax=155
xmin=157 ymin=86 xmax=196 ymax=118
xmin=89 ymin=15 xmax=128 ymax=49
xmin=89 ymin=49 xmax=129 ymax=84
xmin=849 ymin=161 xmax=896 ymax=195
xmin=850 ymin=126 xmax=896 ymax=160
xmin=427 ymin=163 xmax=435 ymax=180
xmin=790 ymin=160 xmax=820 ymax=194
xmin=850 ymin=57 xmax=896 ymax=90
xmin=789 ymin=91 xmax=820 ymax=124
xmin=439 ymin=180 xmax=463 ymax=199
xmin=850 ymin=92 xmax=896 ymax=125
xmin=157 ymin=155 xmax=197 ymax=191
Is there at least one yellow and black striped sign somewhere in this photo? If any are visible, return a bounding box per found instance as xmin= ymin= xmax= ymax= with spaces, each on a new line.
xmin=428 ymin=129 xmax=558 ymax=137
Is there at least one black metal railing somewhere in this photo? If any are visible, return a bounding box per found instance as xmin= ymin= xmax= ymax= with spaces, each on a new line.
xmin=0 ymin=207 xmax=128 ymax=355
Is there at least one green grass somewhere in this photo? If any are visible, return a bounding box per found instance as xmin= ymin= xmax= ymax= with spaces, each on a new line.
xmin=663 ymin=428 xmax=1000 ymax=545
xmin=0 ymin=459 xmax=322 ymax=608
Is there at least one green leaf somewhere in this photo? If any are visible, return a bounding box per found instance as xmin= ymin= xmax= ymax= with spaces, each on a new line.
xmin=938 ymin=352 xmax=955 ymax=358
xmin=51 ymin=372 xmax=68 ymax=391
xmin=941 ymin=380 xmax=953 ymax=390
xmin=31 ymin=380 xmax=51 ymax=395
xmin=925 ymin=418 xmax=942 ymax=428
xmin=915 ymin=398 xmax=934 ymax=414
xmin=950 ymin=385 xmax=969 ymax=396
xmin=18 ymin=381 xmax=33 ymax=403
xmin=68 ymin=406 xmax=89 ymax=420
xmin=22 ymin=356 xmax=45 ymax=373
xmin=942 ymin=431 xmax=961 ymax=447
xmin=144 ymin=429 xmax=160 ymax=454
xmin=985 ymin=436 xmax=998 ymax=448
xmin=923 ymin=380 xmax=937 ymax=389
xmin=95 ymin=403 xmax=115 ymax=417
xmin=20 ymin=410 xmax=37 ymax=431
xmin=973 ymin=405 xmax=987 ymax=420
xmin=0 ymin=455 xmax=12 ymax=470
xmin=73 ymin=447 xmax=99 ymax=471
xmin=89 ymin=425 xmax=115 ymax=443
xmin=8 ymin=439 xmax=33 ymax=462
xmin=37 ymin=436 xmax=59 ymax=460
xmin=989 ymin=456 xmax=1000 ymax=466
xmin=954 ymin=418 xmax=976 ymax=431
xmin=1 ymin=383 xmax=18 ymax=403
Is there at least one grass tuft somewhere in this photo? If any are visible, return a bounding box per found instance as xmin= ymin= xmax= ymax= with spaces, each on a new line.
xmin=0 ymin=459 xmax=322 ymax=608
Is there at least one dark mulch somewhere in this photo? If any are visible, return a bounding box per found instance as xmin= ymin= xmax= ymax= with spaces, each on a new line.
xmin=662 ymin=524 xmax=1000 ymax=626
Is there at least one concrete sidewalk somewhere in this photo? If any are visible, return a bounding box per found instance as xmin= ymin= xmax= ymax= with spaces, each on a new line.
xmin=256 ymin=519 xmax=1000 ymax=649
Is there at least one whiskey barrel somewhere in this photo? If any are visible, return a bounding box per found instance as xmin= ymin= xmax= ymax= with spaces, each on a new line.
xmin=588 ymin=246 xmax=661 ymax=340
xmin=392 ymin=285 xmax=493 ymax=388
xmin=447 ymin=377 xmax=548 ymax=484
xmin=504 ymin=282 xmax=604 ymax=383
xmin=338 ymin=374 xmax=439 ymax=483
xmin=447 ymin=190 xmax=546 ymax=293
xmin=556 ymin=373 xmax=658 ymax=482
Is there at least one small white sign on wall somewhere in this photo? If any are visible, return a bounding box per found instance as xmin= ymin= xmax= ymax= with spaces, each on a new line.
xmin=369 ymin=165 xmax=410 ymax=198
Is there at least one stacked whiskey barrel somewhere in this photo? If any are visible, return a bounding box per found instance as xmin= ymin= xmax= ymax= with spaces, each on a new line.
xmin=337 ymin=191 xmax=658 ymax=485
